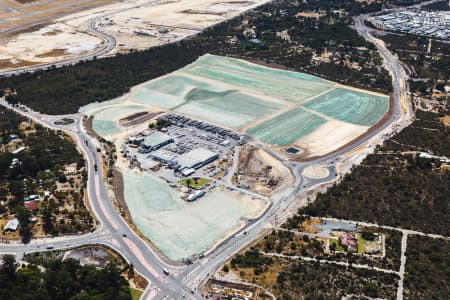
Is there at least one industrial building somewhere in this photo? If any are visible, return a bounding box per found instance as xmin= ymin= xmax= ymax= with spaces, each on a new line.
xmin=177 ymin=148 xmax=219 ymax=172
xmin=148 ymin=149 xmax=178 ymax=166
xmin=140 ymin=132 xmax=174 ymax=152
xmin=128 ymin=136 xmax=144 ymax=146
xmin=370 ymin=10 xmax=450 ymax=40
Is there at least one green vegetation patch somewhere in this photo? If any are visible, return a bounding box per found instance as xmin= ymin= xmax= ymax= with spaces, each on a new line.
xmin=179 ymin=177 xmax=210 ymax=189
xmin=54 ymin=118 xmax=75 ymax=125
xmin=404 ymin=236 xmax=450 ymax=299
xmin=330 ymin=238 xmax=345 ymax=252
xmin=129 ymin=287 xmax=144 ymax=300
xmin=301 ymin=111 xmax=450 ymax=236
xmin=357 ymin=235 xmax=367 ymax=254
xmin=0 ymin=255 xmax=131 ymax=300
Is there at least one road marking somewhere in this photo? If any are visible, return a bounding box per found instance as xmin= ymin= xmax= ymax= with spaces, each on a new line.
xmin=123 ymin=238 xmax=163 ymax=281
xmin=94 ymin=175 xmax=119 ymax=230
xmin=145 ymin=288 xmax=159 ymax=299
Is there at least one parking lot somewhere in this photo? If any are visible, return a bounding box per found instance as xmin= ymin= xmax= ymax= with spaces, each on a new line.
xmin=124 ymin=114 xmax=241 ymax=184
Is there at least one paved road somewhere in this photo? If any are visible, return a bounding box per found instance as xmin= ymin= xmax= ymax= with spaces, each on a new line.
xmin=0 ymin=99 xmax=199 ymax=299
xmin=263 ymin=252 xmax=400 ymax=275
xmin=177 ymin=9 xmax=416 ymax=296
xmin=397 ymin=232 xmax=408 ymax=300
xmin=0 ymin=0 xmax=166 ymax=77
xmin=0 ymin=5 xmax=417 ymax=299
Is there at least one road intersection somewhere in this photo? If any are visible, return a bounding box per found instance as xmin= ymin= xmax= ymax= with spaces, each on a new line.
xmin=0 ymin=6 xmax=418 ymax=298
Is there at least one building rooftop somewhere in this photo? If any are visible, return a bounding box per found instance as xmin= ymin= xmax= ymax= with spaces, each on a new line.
xmin=24 ymin=201 xmax=38 ymax=211
xmin=4 ymin=218 xmax=19 ymax=231
xmin=149 ymin=149 xmax=178 ymax=163
xmin=178 ymin=148 xmax=218 ymax=170
xmin=142 ymin=132 xmax=173 ymax=148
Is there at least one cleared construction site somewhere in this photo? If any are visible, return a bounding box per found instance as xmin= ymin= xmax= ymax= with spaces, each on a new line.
xmin=0 ymin=0 xmax=270 ymax=71
xmin=81 ymin=54 xmax=391 ymax=261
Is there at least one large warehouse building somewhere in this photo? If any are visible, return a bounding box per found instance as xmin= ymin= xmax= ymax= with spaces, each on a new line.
xmin=140 ymin=132 xmax=174 ymax=152
xmin=177 ymin=148 xmax=219 ymax=173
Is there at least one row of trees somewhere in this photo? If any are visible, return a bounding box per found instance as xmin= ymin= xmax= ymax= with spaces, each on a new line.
xmin=1 ymin=0 xmax=395 ymax=114
xmin=274 ymin=259 xmax=398 ymax=299
xmin=404 ymin=236 xmax=450 ymax=299
xmin=0 ymin=107 xmax=92 ymax=241
xmin=0 ymin=255 xmax=131 ymax=300
xmin=229 ymin=249 xmax=398 ymax=299
xmin=299 ymin=110 xmax=449 ymax=236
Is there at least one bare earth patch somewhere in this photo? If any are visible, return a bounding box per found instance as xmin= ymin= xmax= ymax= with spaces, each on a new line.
xmin=303 ymin=165 xmax=330 ymax=179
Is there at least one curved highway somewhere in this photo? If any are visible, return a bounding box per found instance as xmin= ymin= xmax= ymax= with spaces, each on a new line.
xmin=0 ymin=0 xmax=166 ymax=78
xmin=0 ymin=5 xmax=417 ymax=299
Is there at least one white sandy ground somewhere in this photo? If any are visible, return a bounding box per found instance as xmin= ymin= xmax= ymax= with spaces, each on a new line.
xmin=94 ymin=0 xmax=271 ymax=54
xmin=302 ymin=165 xmax=330 ymax=179
xmin=295 ymin=120 xmax=369 ymax=157
xmin=0 ymin=23 xmax=103 ymax=64
xmin=102 ymin=0 xmax=262 ymax=29
xmin=80 ymin=55 xmax=382 ymax=159
xmin=250 ymin=149 xmax=293 ymax=193
xmin=0 ymin=0 xmax=270 ymax=70
xmin=81 ymin=97 xmax=270 ymax=259
xmin=120 ymin=168 xmax=268 ymax=260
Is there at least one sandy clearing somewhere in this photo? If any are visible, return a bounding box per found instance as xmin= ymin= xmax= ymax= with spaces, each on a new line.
xmin=180 ymin=72 xmax=295 ymax=108
xmin=440 ymin=115 xmax=450 ymax=126
xmin=303 ymin=165 xmax=330 ymax=179
xmin=295 ymin=120 xmax=369 ymax=157
xmin=101 ymin=25 xmax=198 ymax=53
xmin=0 ymin=0 xmax=271 ymax=71
xmin=296 ymin=11 xmax=321 ymax=19
xmin=251 ymin=148 xmax=293 ymax=193
xmin=80 ymin=55 xmax=390 ymax=162
xmin=56 ymin=0 xmax=153 ymax=27
xmin=252 ymin=149 xmax=292 ymax=182
xmin=0 ymin=22 xmax=103 ymax=65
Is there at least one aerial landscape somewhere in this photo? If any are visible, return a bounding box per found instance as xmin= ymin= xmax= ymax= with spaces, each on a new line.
xmin=0 ymin=0 xmax=448 ymax=299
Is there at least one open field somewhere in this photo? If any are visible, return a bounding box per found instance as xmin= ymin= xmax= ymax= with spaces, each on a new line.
xmin=0 ymin=0 xmax=270 ymax=71
xmin=0 ymin=0 xmax=114 ymax=34
xmin=247 ymin=108 xmax=326 ymax=146
xmin=122 ymin=169 xmax=266 ymax=260
xmin=0 ymin=0 xmax=115 ymax=69
xmin=304 ymin=88 xmax=389 ymax=126
xmin=135 ymin=74 xmax=283 ymax=128
xmin=92 ymin=0 xmax=271 ymax=54
xmin=91 ymin=104 xmax=152 ymax=138
xmin=85 ymin=55 xmax=389 ymax=158
xmin=182 ymin=55 xmax=334 ymax=104
xmin=80 ymin=54 xmax=391 ymax=261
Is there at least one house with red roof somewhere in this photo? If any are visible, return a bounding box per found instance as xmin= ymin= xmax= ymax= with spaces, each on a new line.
xmin=24 ymin=200 xmax=38 ymax=211
xmin=340 ymin=232 xmax=357 ymax=249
